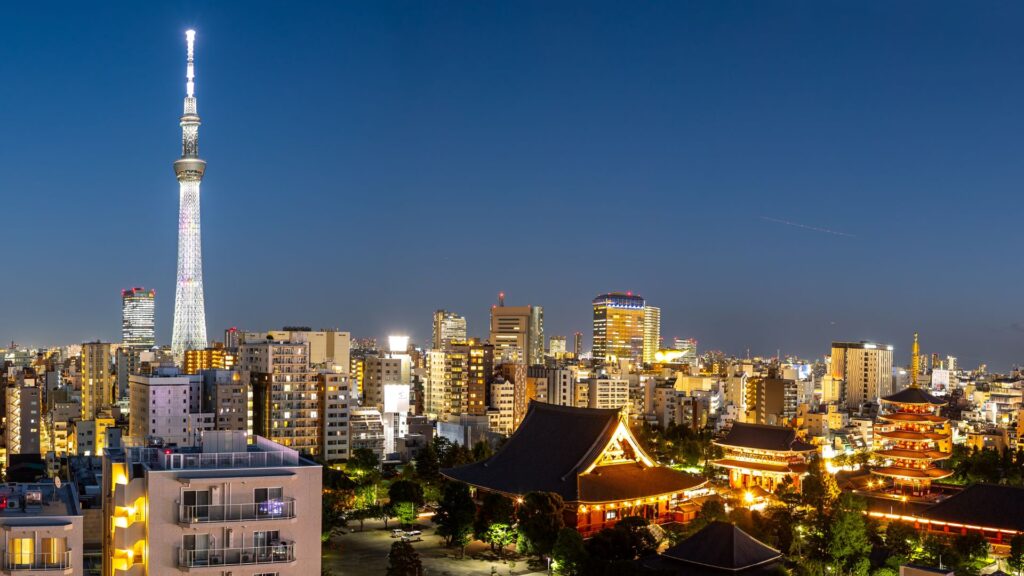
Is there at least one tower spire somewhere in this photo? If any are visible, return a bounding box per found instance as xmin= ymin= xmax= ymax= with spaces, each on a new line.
xmin=911 ymin=332 xmax=920 ymax=388
xmin=171 ymin=30 xmax=208 ymax=358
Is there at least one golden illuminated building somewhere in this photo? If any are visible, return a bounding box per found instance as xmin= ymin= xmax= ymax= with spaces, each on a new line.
xmin=592 ymin=292 xmax=646 ymax=364
xmin=183 ymin=347 xmax=235 ymax=374
xmin=871 ymin=334 xmax=952 ymax=495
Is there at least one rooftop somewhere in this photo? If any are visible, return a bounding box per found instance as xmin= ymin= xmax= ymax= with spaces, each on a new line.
xmin=0 ymin=483 xmax=80 ymax=519
xmin=715 ymin=423 xmax=816 ymax=453
xmin=645 ymin=521 xmax=782 ymax=575
xmin=443 ymin=402 xmax=703 ymax=502
xmin=921 ymin=483 xmax=1024 ymax=531
xmin=116 ymin=432 xmax=316 ymax=471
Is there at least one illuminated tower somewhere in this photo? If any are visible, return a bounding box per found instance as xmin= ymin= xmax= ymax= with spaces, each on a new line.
xmin=171 ymin=29 xmax=208 ymax=357
xmin=911 ymin=332 xmax=920 ymax=387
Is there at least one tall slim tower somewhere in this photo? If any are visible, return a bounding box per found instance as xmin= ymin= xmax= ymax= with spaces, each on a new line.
xmin=171 ymin=30 xmax=208 ymax=357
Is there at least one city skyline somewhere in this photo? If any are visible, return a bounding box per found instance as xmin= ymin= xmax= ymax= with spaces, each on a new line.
xmin=6 ymin=2 xmax=1024 ymax=368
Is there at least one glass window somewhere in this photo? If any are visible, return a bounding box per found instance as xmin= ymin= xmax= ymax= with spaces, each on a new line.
xmin=10 ymin=537 xmax=33 ymax=566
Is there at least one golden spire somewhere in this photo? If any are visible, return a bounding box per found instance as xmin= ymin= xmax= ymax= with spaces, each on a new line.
xmin=911 ymin=332 xmax=920 ymax=388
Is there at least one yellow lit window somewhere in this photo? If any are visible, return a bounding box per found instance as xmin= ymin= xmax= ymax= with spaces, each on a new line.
xmin=10 ymin=537 xmax=33 ymax=566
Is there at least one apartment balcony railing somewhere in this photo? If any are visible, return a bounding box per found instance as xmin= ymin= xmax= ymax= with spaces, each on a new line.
xmin=179 ymin=498 xmax=296 ymax=524
xmin=3 ymin=551 xmax=72 ymax=572
xmin=177 ymin=543 xmax=295 ymax=568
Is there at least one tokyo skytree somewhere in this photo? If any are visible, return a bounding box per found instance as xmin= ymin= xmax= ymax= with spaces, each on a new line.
xmin=171 ymin=30 xmax=208 ymax=357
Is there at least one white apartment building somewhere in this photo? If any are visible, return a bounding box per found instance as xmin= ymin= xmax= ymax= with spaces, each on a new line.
xmin=0 ymin=483 xmax=83 ymax=576
xmin=128 ymin=368 xmax=202 ymax=446
xmin=102 ymin=431 xmax=321 ymax=576
xmin=319 ymin=371 xmax=351 ymax=462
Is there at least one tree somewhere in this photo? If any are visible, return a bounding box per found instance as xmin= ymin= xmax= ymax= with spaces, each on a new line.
xmin=1006 ymin=534 xmax=1024 ymax=576
xmin=482 ymin=523 xmax=518 ymax=558
xmin=826 ymin=495 xmax=872 ymax=576
xmin=415 ymin=441 xmax=441 ymax=483
xmin=698 ymin=499 xmax=727 ymax=523
xmin=322 ymin=489 xmax=348 ymax=541
xmin=386 ymin=540 xmax=424 ymax=576
xmin=348 ymin=507 xmax=372 ymax=531
xmin=394 ymin=501 xmax=418 ymax=528
xmin=552 ymin=528 xmax=588 ymax=576
xmin=803 ymin=456 xmax=840 ymax=512
xmin=953 ymin=532 xmax=988 ymax=566
xmin=475 ymin=492 xmax=515 ymax=543
xmin=349 ymin=448 xmax=380 ymax=478
xmin=389 ymin=480 xmax=426 ymax=508
xmin=372 ymin=503 xmax=393 ymax=529
xmin=517 ymin=492 xmax=566 ymax=557
xmin=884 ymin=521 xmax=920 ymax=561
xmin=611 ymin=516 xmax=658 ymax=558
xmin=472 ymin=440 xmax=494 ymax=462
xmin=433 ymin=482 xmax=476 ymax=554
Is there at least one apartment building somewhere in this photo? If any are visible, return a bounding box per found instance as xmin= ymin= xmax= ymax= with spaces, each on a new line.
xmin=102 ymin=431 xmax=321 ymax=575
xmin=0 ymin=483 xmax=84 ymax=576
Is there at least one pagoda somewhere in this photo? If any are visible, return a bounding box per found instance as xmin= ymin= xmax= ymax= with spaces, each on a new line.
xmin=871 ymin=333 xmax=952 ymax=496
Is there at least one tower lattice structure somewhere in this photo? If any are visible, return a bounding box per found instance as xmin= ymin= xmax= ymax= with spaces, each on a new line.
xmin=171 ymin=30 xmax=208 ymax=357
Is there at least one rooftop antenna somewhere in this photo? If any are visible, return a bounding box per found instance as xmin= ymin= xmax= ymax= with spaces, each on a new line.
xmin=498 ymin=292 xmax=505 ymax=307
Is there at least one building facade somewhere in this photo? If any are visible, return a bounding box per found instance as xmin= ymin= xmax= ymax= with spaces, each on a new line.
xmin=432 ymin=310 xmax=467 ymax=350
xmin=102 ymin=432 xmax=321 ymax=576
xmin=592 ymin=292 xmax=645 ymax=365
xmin=830 ymin=341 xmax=894 ymax=408
xmin=121 ymin=288 xmax=156 ymax=348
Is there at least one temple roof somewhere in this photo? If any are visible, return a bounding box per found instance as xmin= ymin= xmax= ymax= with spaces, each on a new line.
xmin=921 ymin=484 xmax=1024 ymax=531
xmin=659 ymin=521 xmax=782 ymax=571
xmin=872 ymin=466 xmax=953 ymax=480
xmin=882 ymin=386 xmax=945 ymax=405
xmin=441 ymin=401 xmax=703 ymax=502
xmin=715 ymin=423 xmax=816 ymax=453
xmin=712 ymin=458 xmax=808 ymax=475
xmin=578 ymin=462 xmax=705 ymax=503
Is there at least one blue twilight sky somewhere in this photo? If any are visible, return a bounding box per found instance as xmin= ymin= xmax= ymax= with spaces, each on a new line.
xmin=3 ymin=2 xmax=1024 ymax=369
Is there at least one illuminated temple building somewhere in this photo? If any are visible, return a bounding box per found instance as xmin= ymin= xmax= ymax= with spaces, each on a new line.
xmin=870 ymin=332 xmax=952 ymax=495
xmin=871 ymin=386 xmax=952 ymax=495
xmin=712 ymin=423 xmax=817 ymax=492
xmin=443 ymin=402 xmax=707 ymax=537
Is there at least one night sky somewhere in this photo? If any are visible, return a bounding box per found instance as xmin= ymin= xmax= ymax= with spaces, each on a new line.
xmin=5 ymin=2 xmax=1024 ymax=369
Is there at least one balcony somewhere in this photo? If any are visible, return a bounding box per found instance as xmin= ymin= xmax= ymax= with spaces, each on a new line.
xmin=178 ymin=498 xmax=296 ymax=524
xmin=177 ymin=543 xmax=295 ymax=569
xmin=3 ymin=551 xmax=71 ymax=572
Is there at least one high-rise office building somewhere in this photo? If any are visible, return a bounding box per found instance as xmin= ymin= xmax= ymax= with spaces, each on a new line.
xmin=548 ymin=336 xmax=567 ymax=356
xmin=830 ymin=341 xmax=894 ymax=409
xmin=642 ymin=305 xmax=661 ymax=364
xmin=121 ymin=287 xmax=156 ymax=347
xmin=432 ymin=310 xmax=467 ymax=350
xmin=573 ymin=332 xmax=583 ymax=357
xmin=489 ymin=295 xmax=543 ymax=366
xmin=81 ymin=342 xmax=113 ymax=421
xmin=102 ymin=431 xmax=321 ymax=576
xmin=592 ymin=292 xmax=645 ymax=364
xmin=171 ymin=30 xmax=208 ymax=357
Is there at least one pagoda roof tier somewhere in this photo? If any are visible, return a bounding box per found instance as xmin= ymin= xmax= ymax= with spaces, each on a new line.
xmin=882 ymin=386 xmax=945 ymax=406
xmin=876 ymin=430 xmax=947 ymax=442
xmin=714 ymin=423 xmax=817 ymax=453
xmin=875 ymin=449 xmax=951 ymax=461
xmin=712 ymin=458 xmax=809 ymax=475
xmin=878 ymin=413 xmax=947 ymax=424
xmin=871 ymin=466 xmax=953 ymax=480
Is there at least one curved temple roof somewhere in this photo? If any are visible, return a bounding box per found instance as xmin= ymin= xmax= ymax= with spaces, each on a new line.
xmin=442 ymin=402 xmax=704 ymax=502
